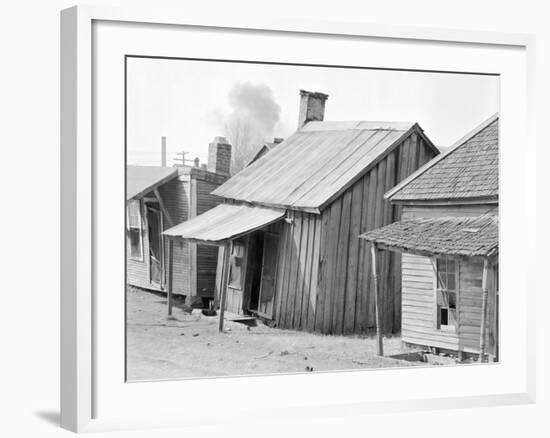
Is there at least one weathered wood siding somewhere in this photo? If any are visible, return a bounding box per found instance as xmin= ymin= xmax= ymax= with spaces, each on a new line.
xmin=273 ymin=132 xmax=436 ymax=334
xmin=401 ymin=253 xmax=497 ymax=355
xmin=402 ymin=204 xmax=498 ymax=219
xmin=127 ymin=168 xmax=228 ymax=298
xmin=195 ymin=178 xmax=222 ymax=298
xmin=126 ymin=199 xmax=158 ymax=291
xmin=273 ymin=211 xmax=322 ymax=331
xmin=401 ymin=253 xmax=459 ymax=350
xmin=399 ymin=203 xmax=499 ymax=354
xmin=159 ymin=175 xmax=191 ymax=295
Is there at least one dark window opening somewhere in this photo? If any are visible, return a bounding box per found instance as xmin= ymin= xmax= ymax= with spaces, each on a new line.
xmin=436 ymin=257 xmax=458 ymax=331
xmin=440 ymin=307 xmax=448 ymax=326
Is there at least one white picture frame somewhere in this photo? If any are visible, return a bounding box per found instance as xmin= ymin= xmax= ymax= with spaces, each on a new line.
xmin=60 ymin=5 xmax=536 ymax=433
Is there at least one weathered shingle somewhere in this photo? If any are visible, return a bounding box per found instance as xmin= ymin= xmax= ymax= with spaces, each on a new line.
xmin=359 ymin=214 xmax=498 ymax=257
xmin=388 ymin=115 xmax=498 ymax=202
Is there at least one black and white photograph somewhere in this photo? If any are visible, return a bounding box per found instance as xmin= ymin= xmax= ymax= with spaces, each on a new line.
xmin=125 ymin=57 xmax=499 ymax=381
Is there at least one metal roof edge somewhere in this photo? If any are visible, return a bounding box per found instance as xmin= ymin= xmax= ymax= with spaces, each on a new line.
xmin=126 ymin=167 xmax=179 ymax=201
xmin=316 ymin=123 xmax=424 ymax=212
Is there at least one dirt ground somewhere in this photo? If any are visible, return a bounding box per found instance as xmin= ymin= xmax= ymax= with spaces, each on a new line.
xmin=126 ymin=288 xmax=426 ymax=381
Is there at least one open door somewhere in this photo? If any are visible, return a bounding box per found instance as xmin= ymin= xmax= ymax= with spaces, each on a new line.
xmin=257 ymin=232 xmax=279 ymax=318
xmin=146 ymin=205 xmax=163 ymax=287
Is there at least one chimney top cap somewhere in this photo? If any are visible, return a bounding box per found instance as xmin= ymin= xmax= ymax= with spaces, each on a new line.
xmin=211 ymin=136 xmax=229 ymax=144
xmin=299 ymin=90 xmax=329 ymax=100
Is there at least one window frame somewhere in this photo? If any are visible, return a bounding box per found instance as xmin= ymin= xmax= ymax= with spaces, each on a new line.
xmin=127 ymin=200 xmax=144 ymax=261
xmin=434 ymin=256 xmax=459 ymax=332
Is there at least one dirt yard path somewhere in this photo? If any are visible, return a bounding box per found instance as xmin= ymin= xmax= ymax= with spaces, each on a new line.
xmin=126 ymin=288 xmax=423 ymax=381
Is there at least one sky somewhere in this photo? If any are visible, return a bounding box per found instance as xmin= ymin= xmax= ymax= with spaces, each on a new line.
xmin=126 ymin=57 xmax=499 ymax=166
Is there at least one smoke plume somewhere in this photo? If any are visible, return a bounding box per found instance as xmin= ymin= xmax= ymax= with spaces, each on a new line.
xmin=224 ymin=82 xmax=281 ymax=172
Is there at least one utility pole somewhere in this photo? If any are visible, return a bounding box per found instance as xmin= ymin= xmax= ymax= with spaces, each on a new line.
xmin=173 ymin=151 xmax=188 ymax=166
xmin=161 ymin=136 xmax=167 ymax=167
xmin=173 ymin=151 xmax=199 ymax=167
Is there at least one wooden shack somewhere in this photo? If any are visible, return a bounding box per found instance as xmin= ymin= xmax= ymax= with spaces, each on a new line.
xmin=246 ymin=138 xmax=283 ymax=167
xmin=126 ymin=137 xmax=231 ymax=302
xmin=164 ymin=90 xmax=439 ymax=334
xmin=360 ymin=114 xmax=499 ymax=360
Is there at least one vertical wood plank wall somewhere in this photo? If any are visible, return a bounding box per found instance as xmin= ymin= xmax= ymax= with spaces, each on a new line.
xmin=274 ymin=134 xmax=436 ymax=334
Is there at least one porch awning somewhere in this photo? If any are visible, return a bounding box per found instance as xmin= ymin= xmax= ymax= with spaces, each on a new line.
xmin=127 ymin=166 xmax=178 ymax=201
xmin=163 ymin=203 xmax=286 ymax=244
xmin=359 ymin=215 xmax=498 ymax=258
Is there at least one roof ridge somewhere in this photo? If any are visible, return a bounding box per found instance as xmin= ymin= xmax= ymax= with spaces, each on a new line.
xmin=299 ymin=120 xmax=416 ymax=132
xmin=384 ymin=113 xmax=499 ymax=200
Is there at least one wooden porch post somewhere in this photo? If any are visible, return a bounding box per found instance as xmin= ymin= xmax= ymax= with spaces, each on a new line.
xmin=167 ymin=238 xmax=174 ymax=316
xmin=478 ymin=257 xmax=490 ymax=363
xmin=370 ymin=243 xmax=384 ymax=356
xmin=218 ymin=240 xmax=232 ymax=333
xmin=153 ymin=187 xmax=174 ymax=227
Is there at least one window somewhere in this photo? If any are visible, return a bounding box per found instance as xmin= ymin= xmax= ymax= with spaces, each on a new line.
xmin=127 ymin=200 xmax=143 ymax=260
xmin=436 ymin=258 xmax=457 ymax=331
xmin=228 ymin=240 xmax=245 ymax=289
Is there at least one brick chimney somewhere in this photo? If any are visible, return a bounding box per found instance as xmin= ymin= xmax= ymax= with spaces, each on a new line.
xmin=298 ymin=90 xmax=329 ymax=128
xmin=208 ymin=136 xmax=232 ymax=176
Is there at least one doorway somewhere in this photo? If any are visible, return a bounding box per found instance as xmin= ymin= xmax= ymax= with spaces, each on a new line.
xmin=248 ymin=230 xmax=279 ymax=318
xmin=146 ymin=205 xmax=163 ymax=287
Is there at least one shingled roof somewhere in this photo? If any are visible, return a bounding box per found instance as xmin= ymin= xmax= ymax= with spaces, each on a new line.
xmin=213 ymin=121 xmax=437 ymax=212
xmin=359 ymin=214 xmax=498 ymax=257
xmin=386 ymin=114 xmax=498 ymax=203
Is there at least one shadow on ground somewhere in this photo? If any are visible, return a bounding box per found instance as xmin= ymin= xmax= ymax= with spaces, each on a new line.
xmin=34 ymin=410 xmax=59 ymax=426
xmin=389 ymin=352 xmax=427 ymax=362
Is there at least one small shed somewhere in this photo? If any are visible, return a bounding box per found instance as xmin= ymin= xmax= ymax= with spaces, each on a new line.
xmin=246 ymin=138 xmax=284 ymax=167
xmin=126 ymin=137 xmax=231 ymax=302
xmin=164 ymin=90 xmax=439 ymax=334
xmin=360 ymin=114 xmax=499 ymax=361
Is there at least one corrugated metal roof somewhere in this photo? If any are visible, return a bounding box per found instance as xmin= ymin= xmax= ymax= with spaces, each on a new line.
xmin=387 ymin=114 xmax=499 ymax=203
xmin=163 ymin=203 xmax=285 ymax=243
xmin=127 ymin=166 xmax=178 ymax=201
xmin=213 ymin=121 xmax=434 ymax=212
xmin=359 ymin=214 xmax=498 ymax=257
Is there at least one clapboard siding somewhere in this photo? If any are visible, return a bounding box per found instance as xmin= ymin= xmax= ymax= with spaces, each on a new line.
xmin=402 ymin=205 xmax=498 ymax=219
xmin=401 ymin=253 xmax=459 ymax=349
xmin=457 ymin=260 xmax=497 ymax=352
xmin=127 ymin=195 xmax=189 ymax=294
xmin=159 ymin=176 xmax=191 ymax=295
xmin=196 ymin=245 xmax=219 ymax=297
xmin=126 ymin=199 xmax=157 ymax=290
xmin=401 ymin=253 xmax=498 ymax=354
xmin=273 ymin=132 xmax=436 ymax=334
xmin=196 ymin=178 xmax=224 ymax=297
xmin=127 ymin=169 xmax=227 ymax=298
